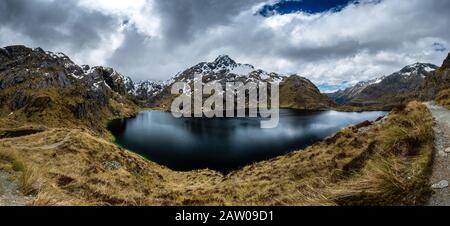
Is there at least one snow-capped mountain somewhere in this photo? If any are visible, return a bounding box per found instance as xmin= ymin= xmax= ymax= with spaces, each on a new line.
xmin=169 ymin=55 xmax=284 ymax=85
xmin=330 ymin=76 xmax=387 ymax=103
xmin=76 ymin=65 xmax=135 ymax=95
xmin=149 ymin=55 xmax=335 ymax=110
xmin=398 ymin=63 xmax=437 ymax=77
xmin=55 ymin=52 xmax=164 ymax=100
xmin=133 ymin=80 xmax=165 ymax=100
xmin=329 ymin=63 xmax=438 ymax=105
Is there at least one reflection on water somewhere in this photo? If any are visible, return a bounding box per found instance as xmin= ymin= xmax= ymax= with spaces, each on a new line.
xmin=108 ymin=109 xmax=386 ymax=172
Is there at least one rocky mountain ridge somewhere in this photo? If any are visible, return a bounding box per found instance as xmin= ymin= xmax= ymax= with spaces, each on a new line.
xmin=329 ymin=62 xmax=439 ymax=108
xmin=168 ymin=55 xmax=284 ymax=85
xmin=329 ymin=76 xmax=386 ymax=104
xmin=0 ymin=45 xmax=138 ymax=131
xmin=147 ymin=55 xmax=336 ymax=110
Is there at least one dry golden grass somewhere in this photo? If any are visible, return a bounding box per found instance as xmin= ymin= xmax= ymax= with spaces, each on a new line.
xmin=326 ymin=101 xmax=434 ymax=205
xmin=0 ymin=101 xmax=435 ymax=206
xmin=436 ymin=89 xmax=450 ymax=110
xmin=0 ymin=150 xmax=42 ymax=197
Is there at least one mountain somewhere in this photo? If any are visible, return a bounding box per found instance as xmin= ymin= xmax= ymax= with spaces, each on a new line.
xmin=0 ymin=45 xmax=138 ymax=131
xmin=417 ymin=53 xmax=450 ymax=104
xmin=329 ymin=63 xmax=438 ymax=109
xmin=132 ymin=80 xmax=165 ymax=106
xmin=149 ymin=55 xmax=336 ymax=110
xmin=0 ymin=46 xmax=335 ymax=129
xmin=328 ymin=76 xmax=386 ymax=104
xmin=279 ymin=75 xmax=336 ymax=109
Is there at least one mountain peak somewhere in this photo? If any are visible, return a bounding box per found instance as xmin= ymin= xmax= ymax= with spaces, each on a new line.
xmin=400 ymin=62 xmax=438 ymax=74
xmin=213 ymin=55 xmax=236 ymax=66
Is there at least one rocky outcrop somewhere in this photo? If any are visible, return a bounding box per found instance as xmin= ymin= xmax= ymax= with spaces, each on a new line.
xmin=418 ymin=53 xmax=450 ymax=101
xmin=0 ymin=45 xmax=138 ymax=131
xmin=0 ymin=46 xmax=73 ymax=89
xmin=78 ymin=66 xmax=135 ymax=96
xmin=442 ymin=52 xmax=450 ymax=70
xmin=133 ymin=80 xmax=165 ymax=103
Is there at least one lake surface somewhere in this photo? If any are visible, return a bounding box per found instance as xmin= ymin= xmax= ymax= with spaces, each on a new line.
xmin=108 ymin=109 xmax=386 ymax=172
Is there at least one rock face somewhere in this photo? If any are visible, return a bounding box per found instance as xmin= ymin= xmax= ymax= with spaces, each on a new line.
xmin=418 ymin=53 xmax=450 ymax=101
xmin=133 ymin=80 xmax=165 ymax=100
xmin=442 ymin=52 xmax=450 ymax=69
xmin=0 ymin=45 xmax=138 ymax=130
xmin=0 ymin=46 xmax=73 ymax=90
xmin=0 ymin=45 xmax=138 ymax=94
xmin=329 ymin=63 xmax=438 ymax=108
xmin=150 ymin=55 xmax=335 ymax=110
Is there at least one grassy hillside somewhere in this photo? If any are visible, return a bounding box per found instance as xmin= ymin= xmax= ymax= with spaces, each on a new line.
xmin=279 ymin=75 xmax=337 ymax=110
xmin=0 ymin=101 xmax=434 ymax=205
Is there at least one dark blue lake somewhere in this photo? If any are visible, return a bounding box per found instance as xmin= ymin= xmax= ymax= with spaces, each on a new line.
xmin=108 ymin=109 xmax=386 ymax=172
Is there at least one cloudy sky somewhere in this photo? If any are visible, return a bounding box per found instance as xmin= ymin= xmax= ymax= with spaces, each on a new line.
xmin=1 ymin=0 xmax=449 ymax=92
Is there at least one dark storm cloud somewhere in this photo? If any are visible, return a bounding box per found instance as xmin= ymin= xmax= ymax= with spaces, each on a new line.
xmin=0 ymin=0 xmax=119 ymax=51
xmin=154 ymin=0 xmax=264 ymax=43
xmin=107 ymin=25 xmax=157 ymax=80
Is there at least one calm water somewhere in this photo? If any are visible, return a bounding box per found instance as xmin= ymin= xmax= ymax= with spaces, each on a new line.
xmin=108 ymin=109 xmax=386 ymax=172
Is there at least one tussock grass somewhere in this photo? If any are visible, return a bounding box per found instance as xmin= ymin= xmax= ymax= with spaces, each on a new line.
xmin=0 ymin=150 xmax=41 ymax=196
xmin=0 ymin=151 xmax=26 ymax=172
xmin=19 ymin=166 xmax=40 ymax=196
xmin=328 ymin=101 xmax=434 ymax=205
xmin=436 ymin=89 xmax=450 ymax=110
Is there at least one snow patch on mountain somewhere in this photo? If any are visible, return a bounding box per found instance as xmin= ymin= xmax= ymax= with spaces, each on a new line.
xmin=398 ymin=63 xmax=438 ymax=78
xmin=229 ymin=64 xmax=255 ymax=76
xmin=133 ymin=80 xmax=165 ymax=97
